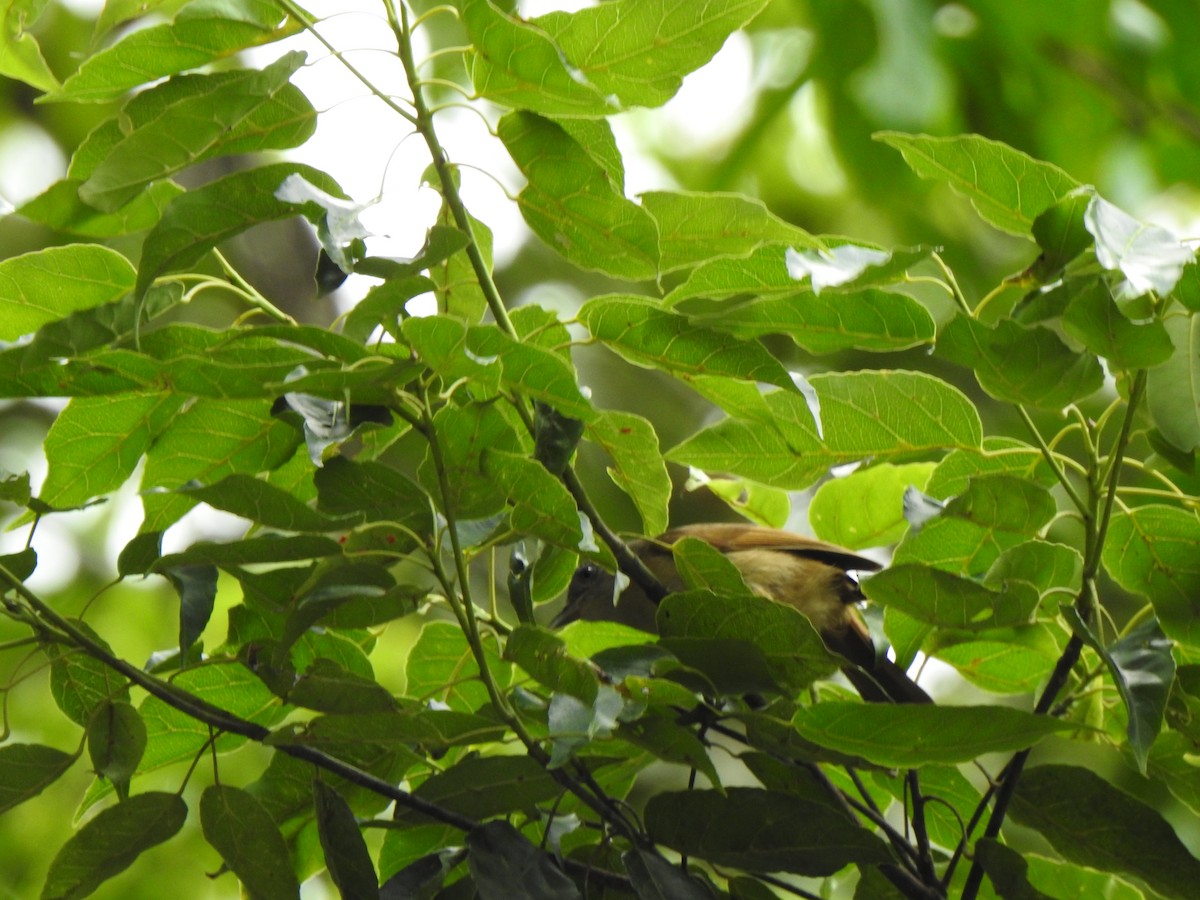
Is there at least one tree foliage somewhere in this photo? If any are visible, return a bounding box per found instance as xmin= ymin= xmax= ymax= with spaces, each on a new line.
xmin=1 ymin=1 xmax=1199 ymax=898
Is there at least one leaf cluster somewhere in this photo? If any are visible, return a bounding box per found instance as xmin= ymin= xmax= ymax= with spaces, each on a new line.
xmin=1 ymin=2 xmax=1199 ymax=900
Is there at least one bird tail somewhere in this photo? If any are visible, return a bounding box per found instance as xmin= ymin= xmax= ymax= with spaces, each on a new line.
xmin=842 ymin=659 xmax=932 ymax=704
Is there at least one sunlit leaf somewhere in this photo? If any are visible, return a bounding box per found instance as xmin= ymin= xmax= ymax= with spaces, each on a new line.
xmin=0 ymin=245 xmax=136 ymax=340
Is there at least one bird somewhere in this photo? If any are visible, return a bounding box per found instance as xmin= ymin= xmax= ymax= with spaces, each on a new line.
xmin=553 ymin=523 xmax=930 ymax=704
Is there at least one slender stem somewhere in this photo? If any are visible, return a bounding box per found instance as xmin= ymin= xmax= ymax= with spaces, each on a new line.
xmin=1018 ymin=407 xmax=1090 ymax=515
xmin=962 ymin=371 xmax=1147 ymax=899
xmin=212 ymin=250 xmax=297 ymax=324
xmin=0 ymin=562 xmax=480 ymax=831
xmin=275 ymin=0 xmax=417 ymax=124
xmin=389 ymin=2 xmax=517 ymax=338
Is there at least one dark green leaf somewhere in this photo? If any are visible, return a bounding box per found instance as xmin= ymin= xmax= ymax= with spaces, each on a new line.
xmin=294 ymin=709 xmax=505 ymax=757
xmin=314 ymin=780 xmax=380 ymax=900
xmin=86 ymin=700 xmax=147 ymax=789
xmin=505 ymin=625 xmax=601 ymax=704
xmin=396 ymin=756 xmax=561 ymax=826
xmin=622 ymin=848 xmax=717 ymax=900
xmin=180 ymin=474 xmax=358 ymax=532
xmin=40 ymin=792 xmax=188 ymax=900
xmin=865 ymin=563 xmax=1040 ymax=629
xmin=791 ymin=703 xmax=1074 ymax=767
xmin=658 ymin=590 xmax=837 ymax=695
xmin=467 ymin=821 xmax=581 ymax=900
xmin=645 ymin=787 xmax=891 ymax=876
xmin=1061 ymin=278 xmax=1173 ymax=369
xmin=974 ymin=839 xmax=1055 ymax=900
xmin=200 ymin=785 xmax=300 ymax=900
xmin=48 ymin=621 xmax=131 ymax=727
xmin=162 ymin=562 xmax=218 ymax=653
xmin=1010 ymin=765 xmax=1200 ymax=899
xmin=1029 ymin=186 xmax=1095 ymax=281
xmin=286 ymin=658 xmax=397 ymax=714
xmin=0 ymin=744 xmax=76 ymax=816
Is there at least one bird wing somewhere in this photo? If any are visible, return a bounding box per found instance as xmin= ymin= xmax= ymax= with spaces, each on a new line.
xmin=661 ymin=523 xmax=882 ymax=572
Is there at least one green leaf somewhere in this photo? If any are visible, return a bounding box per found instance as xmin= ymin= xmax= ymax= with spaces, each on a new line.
xmin=468 ymin=324 xmax=595 ymax=421
xmin=0 ymin=744 xmax=76 ymax=816
xmin=467 ymin=821 xmax=581 ymax=900
xmin=485 ymin=450 xmax=587 ymax=551
xmin=180 ymin=474 xmax=358 ymax=533
xmin=294 ymin=709 xmax=505 ymax=757
xmin=405 ymin=622 xmax=511 ymax=713
xmin=640 ymin=190 xmax=820 ymax=273
xmin=619 ymin=710 xmax=722 ymax=789
xmin=48 ymin=622 xmax=131 ymax=727
xmin=314 ymin=456 xmax=431 ymax=537
xmin=809 ymin=462 xmax=936 ymax=549
xmin=396 ymin=756 xmax=561 ymax=826
xmin=1010 ymin=765 xmax=1200 ymax=899
xmin=40 ymin=792 xmax=188 ymax=900
xmin=578 ymin=294 xmax=796 ymax=389
xmin=314 ymin=780 xmax=380 ymax=900
xmin=0 ymin=0 xmax=58 ymax=91
xmin=814 ymin=369 xmax=982 ymax=456
xmin=1029 ymin=187 xmax=1096 ymax=281
xmin=155 ymin=534 xmax=343 ymax=569
xmin=1148 ymin=313 xmax=1200 ymax=452
xmin=52 ymin=0 xmax=298 ymax=103
xmin=78 ymin=52 xmax=315 ymax=210
xmin=658 ymin=590 xmax=837 ymax=695
xmin=1061 ymin=278 xmax=1174 ymax=369
xmin=896 ymin=474 xmax=1057 ymax=576
xmin=1103 ymin=505 xmax=1200 ymax=650
xmin=200 ymin=785 xmax=300 ymax=900
xmin=17 ymin=179 xmax=184 ymax=238
xmin=461 ymin=0 xmax=613 ymax=116
xmin=623 ymin=849 xmax=717 ymax=900
xmin=39 ymin=394 xmax=182 ymax=509
xmin=418 ymin=402 xmax=523 ymax=520
xmin=535 ymin=0 xmax=770 ymax=110
xmin=669 ymin=371 xmax=981 ymax=491
xmin=645 ymin=787 xmax=891 ymax=876
xmin=0 ymin=245 xmax=136 ymax=340
xmin=141 ymin=398 xmax=300 ymax=531
xmin=1101 ymin=618 xmax=1174 ymax=774
xmin=791 ymin=703 xmax=1073 ymax=767
xmin=505 ymin=625 xmax=601 ymax=704
xmin=136 ymin=162 xmax=347 ymax=298
xmin=699 ymin=287 xmax=937 ymax=355
xmin=876 ymin=132 xmax=1079 ymax=235
xmin=285 ymin=658 xmax=397 ymax=714
xmin=937 ymin=313 xmax=1104 ymax=409
xmin=974 ymin=839 xmax=1055 ymax=900
xmin=930 ymin=625 xmax=1061 ymax=694
xmin=498 ymin=111 xmax=658 ymax=280
xmin=865 ymin=563 xmax=1039 ymax=630
xmin=87 ymin=700 xmax=147 ymax=789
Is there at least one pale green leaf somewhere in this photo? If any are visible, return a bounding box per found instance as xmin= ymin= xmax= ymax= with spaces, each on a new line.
xmin=876 ymin=132 xmax=1079 ymax=235
xmin=0 ymin=245 xmax=136 ymax=340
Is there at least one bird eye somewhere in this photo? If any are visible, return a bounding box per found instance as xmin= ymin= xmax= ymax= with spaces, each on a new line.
xmin=576 ymin=562 xmax=599 ymax=581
